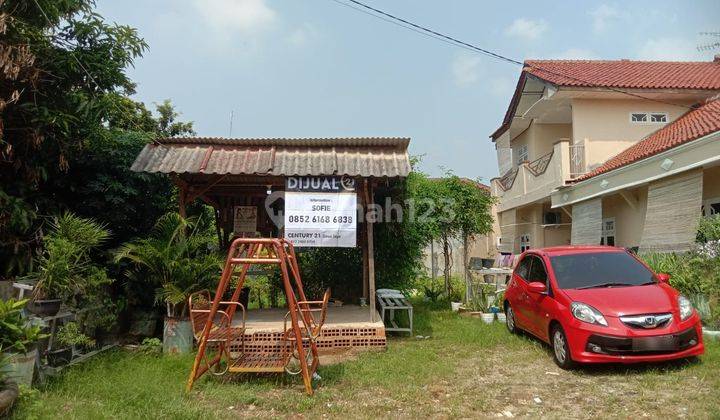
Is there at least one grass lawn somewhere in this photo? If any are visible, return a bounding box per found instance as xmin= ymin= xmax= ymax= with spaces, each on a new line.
xmin=12 ymin=303 xmax=720 ymax=419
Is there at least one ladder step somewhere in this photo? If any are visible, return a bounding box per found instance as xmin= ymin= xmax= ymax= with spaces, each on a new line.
xmin=228 ymin=352 xmax=290 ymax=373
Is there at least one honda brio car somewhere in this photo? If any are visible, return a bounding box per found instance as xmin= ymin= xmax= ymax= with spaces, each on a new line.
xmin=503 ymin=246 xmax=704 ymax=368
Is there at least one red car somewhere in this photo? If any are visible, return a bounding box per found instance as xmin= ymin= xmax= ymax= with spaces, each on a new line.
xmin=503 ymin=246 xmax=704 ymax=368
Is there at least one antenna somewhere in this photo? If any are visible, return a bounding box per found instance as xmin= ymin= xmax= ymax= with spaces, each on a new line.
xmin=228 ymin=110 xmax=234 ymax=137
xmin=697 ymin=31 xmax=720 ymax=52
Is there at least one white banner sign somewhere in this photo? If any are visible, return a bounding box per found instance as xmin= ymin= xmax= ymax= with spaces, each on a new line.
xmin=284 ymin=177 xmax=357 ymax=247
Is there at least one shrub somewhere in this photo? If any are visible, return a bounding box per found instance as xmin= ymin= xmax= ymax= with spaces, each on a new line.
xmin=115 ymin=212 xmax=222 ymax=318
xmin=0 ymin=298 xmax=42 ymax=354
xmin=57 ymin=322 xmax=96 ymax=350
xmin=697 ymin=214 xmax=720 ymax=243
xmin=642 ymin=251 xmax=720 ymax=329
xmin=26 ymin=213 xmax=112 ymax=302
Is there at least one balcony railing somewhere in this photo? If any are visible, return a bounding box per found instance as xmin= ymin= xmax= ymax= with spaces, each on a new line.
xmin=497 ymin=167 xmax=519 ymax=191
xmin=527 ymin=151 xmax=553 ymax=176
xmin=569 ymin=141 xmax=586 ymax=178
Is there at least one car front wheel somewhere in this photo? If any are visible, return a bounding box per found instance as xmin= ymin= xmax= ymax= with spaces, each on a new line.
xmin=551 ymin=325 xmax=576 ymax=369
xmin=505 ymin=304 xmax=518 ymax=334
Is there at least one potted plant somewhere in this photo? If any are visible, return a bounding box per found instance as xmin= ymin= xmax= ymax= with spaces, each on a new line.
xmin=116 ymin=213 xmax=221 ymax=354
xmin=0 ymin=350 xmax=19 ymax=417
xmin=55 ymin=321 xmax=95 ymax=361
xmin=0 ymin=298 xmax=43 ymax=387
xmin=24 ymin=213 xmax=111 ymax=317
xmin=466 ymin=283 xmax=495 ymax=324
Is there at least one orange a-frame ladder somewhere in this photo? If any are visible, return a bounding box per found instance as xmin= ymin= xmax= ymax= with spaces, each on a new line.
xmin=185 ymin=237 xmax=329 ymax=395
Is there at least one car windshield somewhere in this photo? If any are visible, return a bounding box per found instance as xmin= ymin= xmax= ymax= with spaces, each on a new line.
xmin=549 ymin=251 xmax=656 ymax=289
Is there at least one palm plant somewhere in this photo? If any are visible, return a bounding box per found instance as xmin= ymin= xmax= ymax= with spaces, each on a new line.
xmin=115 ymin=213 xmax=221 ymax=318
xmin=28 ymin=213 xmax=111 ymax=300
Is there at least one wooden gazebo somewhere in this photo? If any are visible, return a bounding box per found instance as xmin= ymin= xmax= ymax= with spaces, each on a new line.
xmin=131 ymin=137 xmax=411 ymax=326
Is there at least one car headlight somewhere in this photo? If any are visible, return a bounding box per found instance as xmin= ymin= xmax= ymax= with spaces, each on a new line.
xmin=678 ymin=295 xmax=693 ymax=321
xmin=570 ymin=302 xmax=608 ymax=326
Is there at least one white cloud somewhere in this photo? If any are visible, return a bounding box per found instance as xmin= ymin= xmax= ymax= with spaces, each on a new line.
xmin=194 ymin=0 xmax=276 ymax=33
xmin=504 ymin=18 xmax=548 ymax=40
xmin=287 ymin=23 xmax=318 ymax=47
xmin=589 ymin=4 xmax=620 ymax=33
xmin=451 ymin=53 xmax=482 ymax=86
xmin=637 ymin=37 xmax=705 ymax=61
xmin=550 ymin=48 xmax=600 ymax=60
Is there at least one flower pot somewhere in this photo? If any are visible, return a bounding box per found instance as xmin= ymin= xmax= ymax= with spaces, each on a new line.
xmin=450 ymin=302 xmax=462 ymax=312
xmin=163 ymin=317 xmax=193 ymax=354
xmin=480 ymin=313 xmax=495 ymax=324
xmin=26 ymin=299 xmax=62 ymax=317
xmin=496 ymin=313 xmax=507 ymax=323
xmin=0 ymin=380 xmax=19 ymax=417
xmin=47 ymin=348 xmax=73 ymax=367
xmin=5 ymin=348 xmax=38 ymax=387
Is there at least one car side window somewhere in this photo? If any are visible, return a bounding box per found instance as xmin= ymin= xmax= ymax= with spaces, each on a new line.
xmin=527 ymin=256 xmax=548 ymax=285
xmin=515 ymin=256 xmax=531 ymax=280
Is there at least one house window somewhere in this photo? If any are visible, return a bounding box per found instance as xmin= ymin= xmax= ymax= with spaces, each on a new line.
xmin=520 ymin=233 xmax=531 ymax=253
xmin=631 ymin=113 xmax=647 ymax=123
xmin=516 ymin=145 xmax=529 ymax=165
xmin=702 ymin=198 xmax=720 ymax=217
xmin=650 ymin=113 xmax=668 ymax=123
xmin=630 ymin=112 xmax=668 ymax=124
xmin=600 ymin=217 xmax=616 ymax=246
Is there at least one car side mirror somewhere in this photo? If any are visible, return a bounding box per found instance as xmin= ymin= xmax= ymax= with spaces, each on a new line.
xmin=527 ymin=281 xmax=547 ymax=294
xmin=657 ymin=273 xmax=671 ymax=284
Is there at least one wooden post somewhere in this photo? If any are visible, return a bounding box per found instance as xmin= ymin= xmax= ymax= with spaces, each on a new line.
xmin=178 ymin=186 xmax=187 ymax=218
xmin=363 ymin=179 xmax=376 ymax=322
xmin=360 ymin=191 xmax=369 ymax=301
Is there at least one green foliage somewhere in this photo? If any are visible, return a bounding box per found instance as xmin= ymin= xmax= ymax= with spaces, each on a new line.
xmin=0 ymin=0 xmax=148 ymax=277
xmin=115 ymin=213 xmax=222 ymax=318
xmin=25 ymin=213 xmax=112 ymax=301
xmin=642 ymin=251 xmax=720 ymax=328
xmin=0 ymin=348 xmax=9 ymax=384
xmin=697 ymin=215 xmax=720 ymax=243
xmin=57 ymin=322 xmax=95 ymax=349
xmin=47 ymin=130 xmax=175 ymax=248
xmin=0 ymin=298 xmax=42 ymax=354
xmin=138 ymin=338 xmax=162 ymax=355
xmin=466 ymin=283 xmax=495 ymax=312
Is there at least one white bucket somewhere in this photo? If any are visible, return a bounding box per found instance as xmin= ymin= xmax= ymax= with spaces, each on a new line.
xmin=496 ymin=313 xmax=507 ymax=323
xmin=450 ymin=302 xmax=462 ymax=312
xmin=481 ymin=313 xmax=495 ymax=324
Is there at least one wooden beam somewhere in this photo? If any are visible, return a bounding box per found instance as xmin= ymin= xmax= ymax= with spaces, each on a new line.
xmin=186 ymin=174 xmax=227 ymax=203
xmin=619 ymin=190 xmax=638 ymax=210
xmin=363 ymin=179 xmax=376 ymax=322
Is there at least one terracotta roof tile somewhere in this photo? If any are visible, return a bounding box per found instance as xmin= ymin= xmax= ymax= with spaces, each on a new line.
xmin=491 ymin=59 xmax=720 ymax=139
xmin=574 ymin=99 xmax=720 ymax=181
xmin=525 ymin=60 xmax=720 ymax=90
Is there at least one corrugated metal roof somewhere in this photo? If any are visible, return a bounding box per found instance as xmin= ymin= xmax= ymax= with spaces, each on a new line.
xmin=131 ymin=137 xmax=411 ymax=177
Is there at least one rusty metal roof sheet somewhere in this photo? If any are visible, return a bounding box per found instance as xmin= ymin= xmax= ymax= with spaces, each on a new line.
xmin=131 ymin=137 xmax=411 ymax=177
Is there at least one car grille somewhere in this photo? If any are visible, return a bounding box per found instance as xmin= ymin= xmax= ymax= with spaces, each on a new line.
xmin=586 ymin=327 xmax=698 ymax=356
xmin=620 ymin=313 xmax=672 ymax=329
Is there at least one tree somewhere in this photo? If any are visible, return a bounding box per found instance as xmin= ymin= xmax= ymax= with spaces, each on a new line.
xmin=0 ymin=0 xmax=147 ymax=277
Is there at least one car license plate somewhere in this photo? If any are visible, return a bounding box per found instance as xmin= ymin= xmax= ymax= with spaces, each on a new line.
xmin=633 ymin=335 xmax=677 ymax=352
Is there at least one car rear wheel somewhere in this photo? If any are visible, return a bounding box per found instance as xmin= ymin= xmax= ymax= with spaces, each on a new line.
xmin=551 ymin=325 xmax=576 ymax=369
xmin=505 ymin=304 xmax=518 ymax=334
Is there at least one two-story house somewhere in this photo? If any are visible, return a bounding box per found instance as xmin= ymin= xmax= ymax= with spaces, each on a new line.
xmin=490 ymin=58 xmax=720 ymax=254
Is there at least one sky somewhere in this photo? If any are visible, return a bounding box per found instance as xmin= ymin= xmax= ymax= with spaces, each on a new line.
xmin=96 ymin=0 xmax=720 ymax=183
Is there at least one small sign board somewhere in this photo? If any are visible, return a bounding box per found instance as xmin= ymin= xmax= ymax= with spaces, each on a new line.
xmin=284 ymin=176 xmax=357 ymax=247
xmin=233 ymin=206 xmax=257 ymax=235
